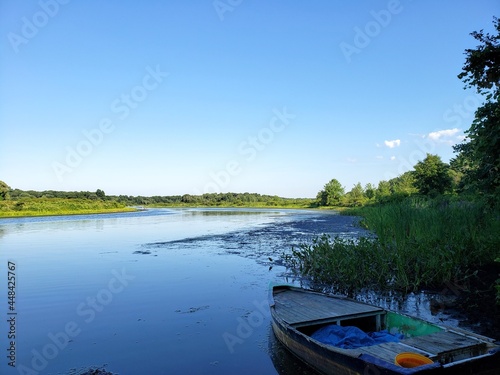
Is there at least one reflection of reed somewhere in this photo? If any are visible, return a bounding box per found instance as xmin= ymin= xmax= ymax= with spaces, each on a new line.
xmin=267 ymin=324 xmax=319 ymax=375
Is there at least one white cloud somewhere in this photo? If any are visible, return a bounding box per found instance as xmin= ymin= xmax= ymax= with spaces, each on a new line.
xmin=390 ymin=156 xmax=396 ymax=161
xmin=384 ymin=139 xmax=401 ymax=148
xmin=428 ymin=128 xmax=460 ymax=141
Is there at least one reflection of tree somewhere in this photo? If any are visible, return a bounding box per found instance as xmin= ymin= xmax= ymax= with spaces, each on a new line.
xmin=188 ymin=209 xmax=270 ymax=217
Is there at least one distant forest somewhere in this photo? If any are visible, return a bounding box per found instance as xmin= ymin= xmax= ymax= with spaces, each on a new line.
xmin=1 ymin=185 xmax=313 ymax=208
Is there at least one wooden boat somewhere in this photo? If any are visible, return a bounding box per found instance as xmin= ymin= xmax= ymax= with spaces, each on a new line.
xmin=270 ymin=285 xmax=500 ymax=375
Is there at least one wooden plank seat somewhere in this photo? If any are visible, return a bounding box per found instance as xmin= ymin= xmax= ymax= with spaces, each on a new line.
xmin=402 ymin=331 xmax=487 ymax=363
xmin=357 ymin=330 xmax=488 ymax=365
xmin=357 ymin=341 xmax=433 ymax=363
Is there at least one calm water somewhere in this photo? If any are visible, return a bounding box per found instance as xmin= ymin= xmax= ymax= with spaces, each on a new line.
xmin=0 ymin=208 xmax=460 ymax=375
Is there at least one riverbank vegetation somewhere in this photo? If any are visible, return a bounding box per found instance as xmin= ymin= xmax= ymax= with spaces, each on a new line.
xmin=286 ymin=18 xmax=500 ymax=307
xmin=286 ymin=198 xmax=499 ymax=292
xmin=0 ymin=196 xmax=135 ymax=217
xmin=0 ymin=185 xmax=314 ymax=218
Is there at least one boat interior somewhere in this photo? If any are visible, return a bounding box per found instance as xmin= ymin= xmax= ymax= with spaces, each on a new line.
xmin=294 ymin=309 xmax=495 ymax=365
xmin=272 ymin=287 xmax=498 ymax=367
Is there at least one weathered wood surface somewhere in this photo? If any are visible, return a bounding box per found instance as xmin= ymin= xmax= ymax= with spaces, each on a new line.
xmin=271 ymin=286 xmax=500 ymax=374
xmin=357 ymin=341 xmax=431 ymax=363
xmin=272 ymin=288 xmax=383 ymax=325
xmin=273 ymin=287 xmax=488 ymax=363
xmin=403 ymin=331 xmax=484 ymax=354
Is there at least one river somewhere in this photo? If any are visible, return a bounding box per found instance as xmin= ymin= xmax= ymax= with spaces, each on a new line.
xmin=0 ymin=208 xmax=464 ymax=375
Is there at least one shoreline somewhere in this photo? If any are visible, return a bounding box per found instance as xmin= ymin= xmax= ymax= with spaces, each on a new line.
xmin=0 ymin=207 xmax=138 ymax=219
xmin=0 ymin=204 xmax=328 ymax=219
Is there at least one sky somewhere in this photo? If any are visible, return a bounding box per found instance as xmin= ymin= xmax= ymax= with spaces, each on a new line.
xmin=0 ymin=1 xmax=498 ymax=198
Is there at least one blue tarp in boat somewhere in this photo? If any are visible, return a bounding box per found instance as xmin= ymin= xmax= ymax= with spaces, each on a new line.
xmin=311 ymin=325 xmax=404 ymax=349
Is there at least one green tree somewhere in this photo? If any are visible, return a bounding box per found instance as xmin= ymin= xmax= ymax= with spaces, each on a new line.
xmin=450 ymin=151 xmax=476 ymax=192
xmin=317 ymin=179 xmax=345 ymax=206
xmin=390 ymin=172 xmax=418 ymax=198
xmin=413 ymin=154 xmax=452 ymax=196
xmin=344 ymin=182 xmax=365 ymax=207
xmin=181 ymin=194 xmax=194 ymax=203
xmin=375 ymin=180 xmax=392 ymax=202
xmin=454 ymin=17 xmax=500 ymax=200
xmin=457 ymin=17 xmax=500 ymax=101
xmin=96 ymin=189 xmax=106 ymax=199
xmin=364 ymin=183 xmax=375 ymax=200
xmin=0 ymin=180 xmax=10 ymax=200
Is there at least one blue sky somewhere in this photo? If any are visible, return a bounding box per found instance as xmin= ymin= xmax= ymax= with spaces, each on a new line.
xmin=0 ymin=1 xmax=498 ymax=198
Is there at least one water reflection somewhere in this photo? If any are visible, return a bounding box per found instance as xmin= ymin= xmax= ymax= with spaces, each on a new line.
xmin=0 ymin=211 xmax=156 ymax=235
xmin=268 ymin=325 xmax=318 ymax=375
xmin=184 ymin=208 xmax=284 ymax=216
xmin=296 ymin=284 xmax=461 ymax=328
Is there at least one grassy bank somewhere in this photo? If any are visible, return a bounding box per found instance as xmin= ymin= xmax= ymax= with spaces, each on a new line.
xmin=0 ymin=198 xmax=135 ymax=218
xmin=1 ymin=187 xmax=316 ymax=215
xmin=0 ymin=197 xmax=314 ymax=218
xmin=285 ymin=197 xmax=500 ymax=294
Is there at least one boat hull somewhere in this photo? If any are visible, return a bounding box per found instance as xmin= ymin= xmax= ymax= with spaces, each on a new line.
xmin=271 ymin=316 xmax=367 ymax=375
xmin=270 ymin=285 xmax=500 ymax=375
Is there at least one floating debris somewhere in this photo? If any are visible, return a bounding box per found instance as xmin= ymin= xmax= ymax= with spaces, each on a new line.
xmin=67 ymin=365 xmax=117 ymax=375
xmin=133 ymin=250 xmax=151 ymax=255
xmin=175 ymin=305 xmax=210 ymax=314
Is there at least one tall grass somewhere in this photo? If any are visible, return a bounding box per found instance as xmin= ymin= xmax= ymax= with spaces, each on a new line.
xmin=284 ymin=236 xmax=394 ymax=295
xmin=285 ymin=197 xmax=500 ymax=293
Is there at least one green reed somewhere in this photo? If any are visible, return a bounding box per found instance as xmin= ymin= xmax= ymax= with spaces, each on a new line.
xmin=285 ymin=197 xmax=500 ymax=293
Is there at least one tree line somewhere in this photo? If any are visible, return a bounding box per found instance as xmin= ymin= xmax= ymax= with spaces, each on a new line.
xmin=317 ymin=18 xmax=500 ymax=209
xmin=316 ymin=153 xmax=460 ymax=207
xmin=0 ymin=182 xmax=312 ymax=208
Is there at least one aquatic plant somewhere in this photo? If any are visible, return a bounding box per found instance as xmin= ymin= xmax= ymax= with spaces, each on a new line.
xmin=285 ymin=197 xmax=500 ymax=294
xmin=285 ymin=235 xmax=393 ymax=294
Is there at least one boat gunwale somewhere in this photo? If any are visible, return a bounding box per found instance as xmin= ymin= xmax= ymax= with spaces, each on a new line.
xmin=270 ymin=285 xmax=442 ymax=334
xmin=269 ymin=285 xmax=500 ymax=375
